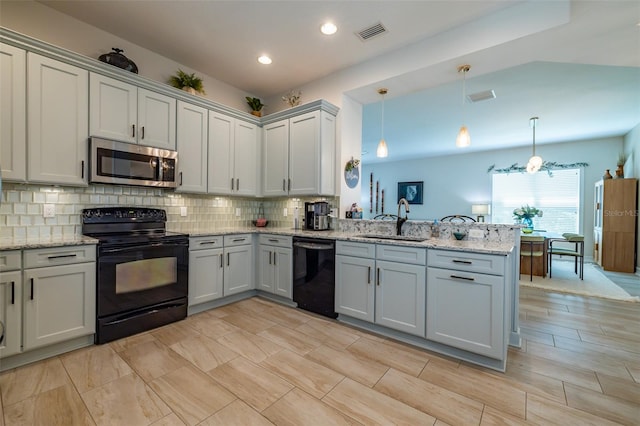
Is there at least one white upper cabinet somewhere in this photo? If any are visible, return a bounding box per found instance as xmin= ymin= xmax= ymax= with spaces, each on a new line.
xmin=89 ymin=74 xmax=136 ymax=143
xmin=90 ymin=73 xmax=176 ymax=149
xmin=176 ymin=100 xmax=208 ymax=193
xmin=262 ymin=119 xmax=290 ymax=196
xmin=137 ymin=88 xmax=176 ymax=149
xmin=262 ymin=109 xmax=336 ymax=197
xmin=27 ymin=53 xmax=88 ymax=186
xmin=0 ymin=43 xmax=27 ymax=182
xmin=208 ymin=111 xmax=258 ymax=196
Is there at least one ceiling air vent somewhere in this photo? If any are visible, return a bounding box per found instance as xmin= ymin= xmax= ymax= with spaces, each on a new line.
xmin=467 ymin=90 xmax=496 ymax=103
xmin=356 ymin=22 xmax=387 ymax=41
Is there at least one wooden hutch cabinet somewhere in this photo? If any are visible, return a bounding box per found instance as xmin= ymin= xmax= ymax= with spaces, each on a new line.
xmin=593 ymin=178 xmax=638 ymax=272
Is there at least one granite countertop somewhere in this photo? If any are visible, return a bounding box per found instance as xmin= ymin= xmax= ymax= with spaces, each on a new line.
xmin=0 ymin=227 xmax=514 ymax=255
xmin=0 ymin=235 xmax=98 ymax=251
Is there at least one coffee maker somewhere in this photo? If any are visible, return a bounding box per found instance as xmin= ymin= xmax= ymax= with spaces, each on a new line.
xmin=305 ymin=202 xmax=330 ymax=230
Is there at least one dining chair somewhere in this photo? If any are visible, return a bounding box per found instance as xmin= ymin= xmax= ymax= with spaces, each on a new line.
xmin=548 ymin=233 xmax=584 ymax=280
xmin=520 ymin=235 xmax=545 ymax=281
xmin=440 ymin=215 xmax=476 ymax=223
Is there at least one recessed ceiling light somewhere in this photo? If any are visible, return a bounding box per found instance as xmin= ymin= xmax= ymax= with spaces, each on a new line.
xmin=321 ymin=22 xmax=337 ymax=35
xmin=258 ymin=55 xmax=272 ymax=65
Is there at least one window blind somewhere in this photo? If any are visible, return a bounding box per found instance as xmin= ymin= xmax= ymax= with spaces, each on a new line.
xmin=491 ymin=169 xmax=581 ymax=234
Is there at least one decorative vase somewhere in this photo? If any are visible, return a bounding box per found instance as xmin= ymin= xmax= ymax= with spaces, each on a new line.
xmin=182 ymin=87 xmax=197 ymax=95
xmin=522 ymin=216 xmax=534 ymax=233
xmin=615 ymin=165 xmax=624 ymax=179
xmin=603 ymin=169 xmax=613 ymax=179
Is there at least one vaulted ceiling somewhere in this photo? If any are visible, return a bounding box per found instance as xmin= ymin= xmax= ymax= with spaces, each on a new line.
xmin=37 ymin=1 xmax=640 ymax=162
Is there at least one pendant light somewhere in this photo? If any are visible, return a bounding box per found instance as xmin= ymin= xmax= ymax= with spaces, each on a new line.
xmin=526 ymin=116 xmax=542 ymax=173
xmin=455 ymin=65 xmax=471 ymax=148
xmin=376 ymin=88 xmax=388 ymax=158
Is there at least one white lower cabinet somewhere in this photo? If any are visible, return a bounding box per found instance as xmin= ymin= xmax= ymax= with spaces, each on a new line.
xmin=23 ymin=262 xmax=96 ymax=350
xmin=0 ymin=251 xmax=22 ymax=358
xmin=188 ymin=236 xmax=224 ymax=306
xmin=223 ymin=234 xmax=254 ymax=296
xmin=257 ymin=235 xmax=293 ymax=299
xmin=0 ymin=246 xmax=96 ymax=357
xmin=426 ymin=249 xmax=506 ymax=359
xmin=188 ymin=234 xmax=255 ymax=304
xmin=335 ymin=241 xmax=426 ymax=337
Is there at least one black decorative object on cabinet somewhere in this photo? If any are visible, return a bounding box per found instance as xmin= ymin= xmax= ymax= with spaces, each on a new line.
xmin=99 ymin=48 xmax=138 ymax=73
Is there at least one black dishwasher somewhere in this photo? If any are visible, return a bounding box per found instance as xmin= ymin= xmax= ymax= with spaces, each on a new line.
xmin=293 ymin=237 xmax=337 ymax=318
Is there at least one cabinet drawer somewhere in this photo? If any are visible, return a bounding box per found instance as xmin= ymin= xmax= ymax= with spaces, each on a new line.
xmin=23 ymin=245 xmax=96 ymax=269
xmin=258 ymin=234 xmax=292 ymax=248
xmin=224 ymin=234 xmax=252 ymax=247
xmin=377 ymin=244 xmax=426 ymax=265
xmin=336 ymin=241 xmax=375 ymax=258
xmin=428 ymin=249 xmax=505 ymax=276
xmin=190 ymin=236 xmax=224 ymax=250
xmin=0 ymin=250 xmax=22 ymax=272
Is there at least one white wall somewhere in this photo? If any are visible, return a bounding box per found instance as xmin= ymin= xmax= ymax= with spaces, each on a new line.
xmin=362 ymin=136 xmax=624 ymax=260
xmin=0 ymin=1 xmax=251 ymax=111
xmin=623 ymin=124 xmax=640 ymax=271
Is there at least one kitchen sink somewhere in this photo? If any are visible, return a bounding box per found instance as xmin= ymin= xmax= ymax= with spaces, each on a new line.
xmin=359 ymin=234 xmax=428 ymax=242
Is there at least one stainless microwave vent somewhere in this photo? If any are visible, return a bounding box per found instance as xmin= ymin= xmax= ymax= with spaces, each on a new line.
xmin=356 ymin=22 xmax=387 ymax=41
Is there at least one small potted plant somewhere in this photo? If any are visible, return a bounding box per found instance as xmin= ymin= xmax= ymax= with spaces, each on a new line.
xmin=169 ymin=69 xmax=205 ymax=95
xmin=246 ymin=97 xmax=265 ymax=117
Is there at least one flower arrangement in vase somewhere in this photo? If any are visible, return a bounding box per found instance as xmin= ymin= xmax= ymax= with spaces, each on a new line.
xmin=282 ymin=90 xmax=302 ymax=107
xmin=615 ymin=152 xmax=627 ymax=178
xmin=513 ymin=205 xmax=542 ymax=233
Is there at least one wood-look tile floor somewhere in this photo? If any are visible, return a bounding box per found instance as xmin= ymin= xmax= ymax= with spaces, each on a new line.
xmin=1 ymin=288 xmax=639 ymax=425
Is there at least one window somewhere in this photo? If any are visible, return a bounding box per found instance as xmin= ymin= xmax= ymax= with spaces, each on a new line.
xmin=491 ymin=169 xmax=581 ymax=234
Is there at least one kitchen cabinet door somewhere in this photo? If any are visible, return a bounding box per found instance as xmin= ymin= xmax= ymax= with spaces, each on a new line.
xmin=176 ymin=100 xmax=208 ymax=193
xmin=288 ymin=111 xmax=320 ymax=195
xmin=426 ymin=267 xmax=504 ymax=359
xmin=89 ymin=73 xmax=137 ymax=143
xmin=258 ymin=245 xmax=293 ymax=298
xmin=224 ymin=244 xmax=254 ymax=296
xmin=27 ymin=53 xmax=88 ymax=186
xmin=208 ymin=111 xmax=234 ymax=194
xmin=233 ymin=119 xmax=258 ymax=196
xmin=375 ymin=260 xmax=426 ymax=337
xmin=262 ymin=119 xmax=289 ymax=196
xmin=0 ymin=271 xmax=22 ymax=358
xmin=189 ymin=247 xmax=224 ymax=306
xmin=273 ymin=247 xmax=293 ymax=299
xmin=257 ymin=245 xmax=275 ymax=293
xmin=137 ymin=88 xmax=176 ymax=149
xmin=0 ymin=43 xmax=27 ymax=182
xmin=23 ymin=262 xmax=96 ymax=351
xmin=335 ymin=255 xmax=375 ymax=322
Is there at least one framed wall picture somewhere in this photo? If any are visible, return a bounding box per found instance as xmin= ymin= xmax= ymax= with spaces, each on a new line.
xmin=397 ymin=181 xmax=423 ymax=204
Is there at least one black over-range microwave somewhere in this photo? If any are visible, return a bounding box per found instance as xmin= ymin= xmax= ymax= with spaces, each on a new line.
xmin=89 ymin=137 xmax=178 ymax=188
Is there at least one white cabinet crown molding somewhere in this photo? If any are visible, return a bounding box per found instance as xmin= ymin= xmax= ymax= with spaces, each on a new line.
xmin=0 ymin=27 xmax=340 ymax=125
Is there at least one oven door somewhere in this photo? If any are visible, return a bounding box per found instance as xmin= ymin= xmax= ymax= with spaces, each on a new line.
xmin=97 ymin=241 xmax=188 ymax=317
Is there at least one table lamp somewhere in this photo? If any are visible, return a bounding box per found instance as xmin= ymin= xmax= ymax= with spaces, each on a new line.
xmin=472 ymin=204 xmax=490 ymax=222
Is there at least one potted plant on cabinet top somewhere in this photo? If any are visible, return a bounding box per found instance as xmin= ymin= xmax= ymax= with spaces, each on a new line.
xmin=169 ymin=69 xmax=205 ymax=95
xmin=246 ymin=97 xmax=265 ymax=117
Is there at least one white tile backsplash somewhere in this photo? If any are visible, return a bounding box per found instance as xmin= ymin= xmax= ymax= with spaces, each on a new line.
xmin=0 ymin=182 xmax=338 ymax=238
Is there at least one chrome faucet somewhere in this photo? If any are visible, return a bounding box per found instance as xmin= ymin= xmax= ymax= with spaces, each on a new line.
xmin=396 ymin=198 xmax=410 ymax=235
